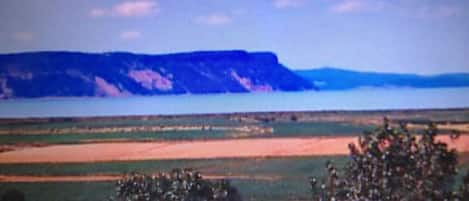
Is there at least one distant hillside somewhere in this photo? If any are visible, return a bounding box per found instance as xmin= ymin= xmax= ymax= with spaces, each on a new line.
xmin=0 ymin=50 xmax=315 ymax=98
xmin=295 ymin=67 xmax=469 ymax=90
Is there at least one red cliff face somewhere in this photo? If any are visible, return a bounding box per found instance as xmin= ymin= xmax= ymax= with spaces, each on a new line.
xmin=94 ymin=76 xmax=130 ymax=97
xmin=128 ymin=69 xmax=173 ymax=91
xmin=0 ymin=50 xmax=315 ymax=98
xmin=230 ymin=70 xmax=273 ymax=92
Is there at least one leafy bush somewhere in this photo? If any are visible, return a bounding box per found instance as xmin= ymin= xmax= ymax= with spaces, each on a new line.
xmin=112 ymin=168 xmax=241 ymax=201
xmin=310 ymin=118 xmax=468 ymax=201
xmin=1 ymin=189 xmax=25 ymax=201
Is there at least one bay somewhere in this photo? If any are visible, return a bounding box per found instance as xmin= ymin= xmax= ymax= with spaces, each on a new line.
xmin=0 ymin=87 xmax=468 ymax=118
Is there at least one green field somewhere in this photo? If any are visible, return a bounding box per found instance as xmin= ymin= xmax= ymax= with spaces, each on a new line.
xmin=0 ymin=180 xmax=313 ymax=201
xmin=268 ymin=122 xmax=373 ymax=136
xmin=0 ymin=130 xmax=230 ymax=144
xmin=1 ymin=155 xmax=468 ymax=201
xmin=0 ymin=121 xmax=373 ymax=145
xmin=1 ymin=110 xmax=469 ymax=201
xmin=0 ymin=156 xmax=348 ymax=201
xmin=2 ymin=109 xmax=468 ymax=145
xmin=0 ymin=156 xmax=348 ymax=177
xmin=0 ymin=116 xmax=242 ymax=131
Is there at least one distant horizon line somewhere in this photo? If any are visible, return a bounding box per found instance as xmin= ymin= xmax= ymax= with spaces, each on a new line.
xmin=294 ymin=67 xmax=469 ymax=76
xmin=1 ymin=49 xmax=468 ymax=75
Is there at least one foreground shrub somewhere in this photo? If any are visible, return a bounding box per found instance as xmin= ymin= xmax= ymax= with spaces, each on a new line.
xmin=1 ymin=189 xmax=25 ymax=201
xmin=112 ymin=168 xmax=241 ymax=201
xmin=310 ymin=119 xmax=468 ymax=201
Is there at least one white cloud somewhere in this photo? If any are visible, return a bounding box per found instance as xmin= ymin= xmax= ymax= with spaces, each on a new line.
xmin=12 ymin=32 xmax=33 ymax=42
xmin=273 ymin=0 xmax=303 ymax=9
xmin=113 ymin=0 xmax=158 ymax=17
xmin=89 ymin=8 xmax=107 ymax=17
xmin=195 ymin=14 xmax=232 ymax=25
xmin=90 ymin=0 xmax=159 ymax=18
xmin=120 ymin=31 xmax=142 ymax=40
xmin=331 ymin=0 xmax=366 ymax=13
xmin=330 ymin=0 xmax=387 ymax=14
xmin=329 ymin=0 xmax=463 ymax=18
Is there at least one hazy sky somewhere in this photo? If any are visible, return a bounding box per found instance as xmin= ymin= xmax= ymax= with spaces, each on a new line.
xmin=1 ymin=0 xmax=468 ymax=74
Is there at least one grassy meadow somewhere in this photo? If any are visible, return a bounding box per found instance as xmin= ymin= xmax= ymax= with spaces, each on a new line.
xmin=1 ymin=109 xmax=468 ymax=201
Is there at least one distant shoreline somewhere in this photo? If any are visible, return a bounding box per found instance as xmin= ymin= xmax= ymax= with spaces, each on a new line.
xmin=1 ymin=107 xmax=468 ymax=122
xmin=1 ymin=87 xmax=468 ymax=118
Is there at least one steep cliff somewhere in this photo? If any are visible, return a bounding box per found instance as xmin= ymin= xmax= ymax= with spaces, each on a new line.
xmin=0 ymin=50 xmax=315 ymax=98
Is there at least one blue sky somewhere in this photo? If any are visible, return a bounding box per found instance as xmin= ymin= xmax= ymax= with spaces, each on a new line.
xmin=0 ymin=0 xmax=468 ymax=74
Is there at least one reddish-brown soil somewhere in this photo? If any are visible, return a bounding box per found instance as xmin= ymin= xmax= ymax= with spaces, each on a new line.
xmin=0 ymin=135 xmax=468 ymax=164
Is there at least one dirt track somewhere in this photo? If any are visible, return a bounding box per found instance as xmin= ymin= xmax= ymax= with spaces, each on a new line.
xmin=0 ymin=135 xmax=468 ymax=164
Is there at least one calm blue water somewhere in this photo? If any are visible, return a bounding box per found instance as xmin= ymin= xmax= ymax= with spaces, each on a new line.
xmin=0 ymin=87 xmax=468 ymax=118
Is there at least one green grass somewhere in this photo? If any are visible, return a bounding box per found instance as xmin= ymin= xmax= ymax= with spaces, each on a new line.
xmin=0 ymin=179 xmax=313 ymax=201
xmin=0 ymin=156 xmax=348 ymax=201
xmin=0 ymin=130 xmax=230 ymax=145
xmin=0 ymin=121 xmax=373 ymax=145
xmin=232 ymin=179 xmax=312 ymax=201
xmin=0 ymin=182 xmax=114 ymax=201
xmin=268 ymin=122 xmax=373 ymax=136
xmin=0 ymin=156 xmax=348 ymax=177
xmin=1 ymin=110 xmax=467 ymax=201
xmin=2 ymin=109 xmax=469 ymax=133
xmin=1 ymin=155 xmax=467 ymax=201
xmin=0 ymin=117 xmax=242 ymax=131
